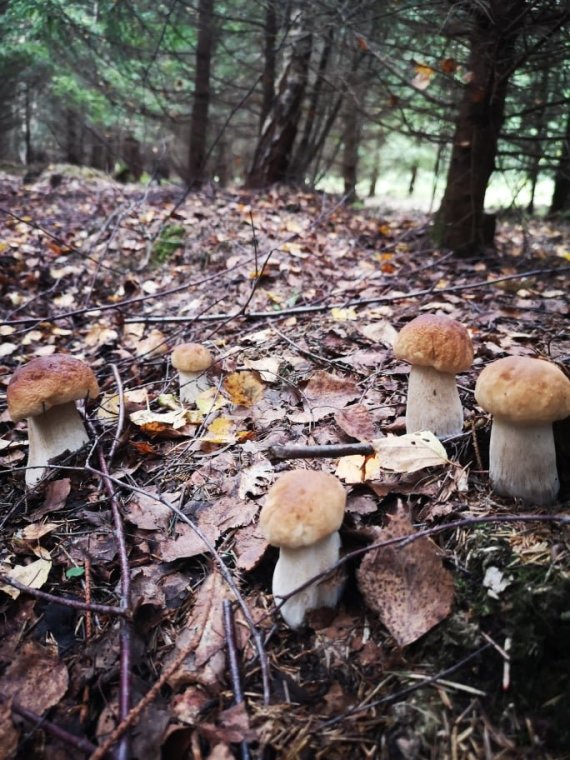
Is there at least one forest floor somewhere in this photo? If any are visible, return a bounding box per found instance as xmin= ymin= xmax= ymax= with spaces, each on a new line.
xmin=0 ymin=167 xmax=569 ymax=760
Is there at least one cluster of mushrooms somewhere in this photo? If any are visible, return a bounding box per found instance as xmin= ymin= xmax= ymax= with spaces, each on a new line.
xmin=6 ymin=316 xmax=570 ymax=629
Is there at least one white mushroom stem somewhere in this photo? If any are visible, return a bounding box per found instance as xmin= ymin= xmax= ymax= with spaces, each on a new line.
xmin=26 ymin=402 xmax=90 ymax=487
xmin=489 ymin=417 xmax=559 ymax=505
xmin=272 ymin=532 xmax=343 ymax=630
xmin=405 ymin=365 xmax=464 ymax=436
xmin=178 ymin=369 xmax=210 ymax=404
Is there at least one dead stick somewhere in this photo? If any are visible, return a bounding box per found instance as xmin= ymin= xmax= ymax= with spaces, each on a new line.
xmin=0 ymin=693 xmax=99 ymax=755
xmin=223 ymin=601 xmax=251 ymax=760
xmin=270 ymin=443 xmax=375 ymax=460
xmin=0 ymin=575 xmax=129 ymax=617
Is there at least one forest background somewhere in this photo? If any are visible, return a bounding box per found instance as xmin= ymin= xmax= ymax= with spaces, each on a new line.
xmin=1 ymin=0 xmax=569 ymax=253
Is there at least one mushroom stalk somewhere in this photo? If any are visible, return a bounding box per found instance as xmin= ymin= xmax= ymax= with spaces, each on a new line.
xmin=489 ymin=418 xmax=558 ymax=505
xmin=178 ymin=369 xmax=209 ymax=404
xmin=26 ymin=403 xmax=89 ymax=487
xmin=272 ymin=532 xmax=342 ymax=630
xmin=406 ymin=365 xmax=463 ymax=436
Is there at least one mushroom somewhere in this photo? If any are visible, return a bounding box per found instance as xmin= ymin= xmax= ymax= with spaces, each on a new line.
xmin=171 ymin=342 xmax=213 ymax=404
xmin=259 ymin=469 xmax=346 ymax=629
xmin=7 ymin=355 xmax=100 ymax=487
xmin=475 ymin=356 xmax=570 ymax=505
xmin=393 ymin=314 xmax=473 ymax=436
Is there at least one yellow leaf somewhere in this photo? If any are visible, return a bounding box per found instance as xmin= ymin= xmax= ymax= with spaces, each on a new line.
xmin=335 ymin=454 xmax=381 ymax=483
xmin=0 ymin=558 xmax=52 ymax=600
xmin=331 ymin=307 xmax=358 ymax=322
xmin=224 ymin=371 xmax=264 ymax=407
xmin=196 ymin=387 xmax=228 ymax=414
xmin=202 ymin=417 xmax=236 ymax=444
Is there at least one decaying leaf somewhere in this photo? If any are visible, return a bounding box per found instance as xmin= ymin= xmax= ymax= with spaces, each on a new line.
xmin=0 ymin=641 xmax=68 ymax=713
xmin=166 ymin=570 xmax=231 ymax=691
xmin=199 ymin=702 xmax=258 ymax=744
xmin=372 ymin=432 xmax=449 ymax=473
xmin=224 ymin=371 xmax=265 ymax=406
xmin=243 ymin=357 xmax=281 ymax=382
xmin=291 ymin=370 xmax=360 ymax=422
xmin=0 ymin=699 xmax=19 ymax=760
xmin=238 ymin=460 xmax=274 ymax=499
xmin=335 ymin=404 xmax=376 ymax=441
xmin=356 ymin=503 xmax=454 ymax=646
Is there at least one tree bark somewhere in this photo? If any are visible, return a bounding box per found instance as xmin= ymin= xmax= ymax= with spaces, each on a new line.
xmin=246 ymin=6 xmax=312 ymax=188
xmin=437 ymin=1 xmax=524 ymax=256
xmin=187 ymin=0 xmax=215 ymax=187
xmin=259 ymin=0 xmax=277 ymax=131
xmin=550 ymin=110 xmax=570 ymax=214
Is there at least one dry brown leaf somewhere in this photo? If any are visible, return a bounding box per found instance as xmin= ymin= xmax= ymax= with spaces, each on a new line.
xmin=291 ymin=370 xmax=360 ymax=422
xmin=199 ymin=703 xmax=257 ymax=744
xmin=237 ymin=460 xmax=274 ymax=499
xmin=233 ymin=524 xmax=268 ymax=571
xmin=0 ymin=558 xmax=52 ymax=600
xmin=0 ymin=641 xmax=68 ymax=713
xmin=0 ymin=699 xmax=19 ymax=760
xmin=126 ymin=488 xmax=176 ymax=530
xmin=356 ymin=502 xmax=454 ymax=646
xmin=166 ymin=571 xmax=230 ymax=691
xmin=32 ymin=478 xmax=71 ymax=518
xmin=335 ymin=404 xmax=375 ymax=441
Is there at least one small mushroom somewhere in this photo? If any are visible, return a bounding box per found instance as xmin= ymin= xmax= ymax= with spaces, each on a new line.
xmin=171 ymin=343 xmax=213 ymax=404
xmin=475 ymin=355 xmax=570 ymax=505
xmin=7 ymin=355 xmax=99 ymax=487
xmin=394 ymin=313 xmax=473 ymax=436
xmin=259 ymin=470 xmax=346 ymax=629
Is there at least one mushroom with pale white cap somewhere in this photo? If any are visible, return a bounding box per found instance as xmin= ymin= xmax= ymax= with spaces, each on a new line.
xmin=171 ymin=342 xmax=213 ymax=404
xmin=259 ymin=469 xmax=346 ymax=629
xmin=8 ymin=355 xmax=100 ymax=487
xmin=475 ymin=355 xmax=570 ymax=505
xmin=394 ymin=313 xmax=473 ymax=436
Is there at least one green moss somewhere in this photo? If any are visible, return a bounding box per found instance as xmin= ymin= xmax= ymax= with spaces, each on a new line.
xmin=152 ymin=224 xmax=186 ymax=264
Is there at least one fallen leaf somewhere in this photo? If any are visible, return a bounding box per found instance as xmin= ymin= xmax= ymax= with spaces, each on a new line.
xmin=0 ymin=641 xmax=68 ymax=713
xmin=224 ymin=371 xmax=265 ymax=407
xmin=201 ymin=417 xmax=237 ymax=444
xmin=372 ymin=432 xmax=449 ymax=472
xmin=335 ymin=404 xmax=376 ymax=441
xmin=238 ymin=460 xmax=274 ymax=499
xmin=18 ymin=522 xmax=58 ymax=541
xmin=243 ymin=357 xmax=281 ymax=382
xmin=0 ymin=558 xmax=52 ymax=600
xmin=291 ymin=370 xmax=360 ymax=422
xmin=199 ymin=703 xmax=257 ymax=744
xmin=356 ymin=503 xmax=454 ymax=646
xmin=0 ymin=699 xmax=19 ymax=760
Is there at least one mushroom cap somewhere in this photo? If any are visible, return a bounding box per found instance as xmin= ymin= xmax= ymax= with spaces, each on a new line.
xmin=8 ymin=355 xmax=99 ymax=422
xmin=394 ymin=314 xmax=473 ymax=373
xmin=475 ymin=356 xmax=570 ymax=424
xmin=260 ymin=470 xmax=346 ymax=550
xmin=171 ymin=343 xmax=213 ymax=372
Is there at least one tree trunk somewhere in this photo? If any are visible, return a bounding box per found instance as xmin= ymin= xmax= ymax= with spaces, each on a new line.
xmin=65 ymin=108 xmax=81 ymax=165
xmin=259 ymin=0 xmax=277 ymax=131
xmin=246 ymin=6 xmax=312 ymax=188
xmin=342 ymin=94 xmax=361 ymax=201
xmin=550 ymin=110 xmax=570 ymax=214
xmin=437 ymin=1 xmax=523 ymax=256
xmin=187 ymin=0 xmax=215 ymax=187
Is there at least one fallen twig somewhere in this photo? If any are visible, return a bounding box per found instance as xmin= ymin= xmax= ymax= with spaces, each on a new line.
xmin=122 ymin=265 xmax=570 ymax=323
xmin=223 ymin=600 xmax=251 ymax=760
xmin=0 ymin=692 xmax=99 ymax=756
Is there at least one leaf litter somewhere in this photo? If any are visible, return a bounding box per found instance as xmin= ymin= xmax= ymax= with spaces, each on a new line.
xmin=0 ymin=173 xmax=569 ymax=757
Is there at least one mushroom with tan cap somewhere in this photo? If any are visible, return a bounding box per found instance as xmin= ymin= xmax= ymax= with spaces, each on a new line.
xmin=8 ymin=355 xmax=100 ymax=487
xmin=259 ymin=469 xmax=346 ymax=629
xmin=394 ymin=313 xmax=473 ymax=436
xmin=475 ymin=356 xmax=570 ymax=505
xmin=171 ymin=342 xmax=213 ymax=404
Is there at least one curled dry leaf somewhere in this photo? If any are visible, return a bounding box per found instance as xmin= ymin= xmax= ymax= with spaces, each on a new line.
xmin=372 ymin=432 xmax=449 ymax=473
xmin=0 ymin=558 xmax=52 ymax=600
xmin=356 ymin=502 xmax=454 ymax=646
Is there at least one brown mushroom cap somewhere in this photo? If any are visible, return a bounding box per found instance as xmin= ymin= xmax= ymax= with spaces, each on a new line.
xmin=394 ymin=314 xmax=473 ymax=373
xmin=475 ymin=356 xmax=570 ymax=425
xmin=7 ymin=355 xmax=99 ymax=422
xmin=171 ymin=343 xmax=213 ymax=372
xmin=260 ymin=470 xmax=346 ymax=550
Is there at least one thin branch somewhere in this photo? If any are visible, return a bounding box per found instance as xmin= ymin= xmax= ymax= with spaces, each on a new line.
xmin=123 ymin=265 xmax=570 ymax=323
xmin=223 ymin=600 xmax=251 ymax=760
xmin=0 ymin=576 xmax=128 ymax=617
xmin=0 ymin=693 xmax=99 ymax=756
